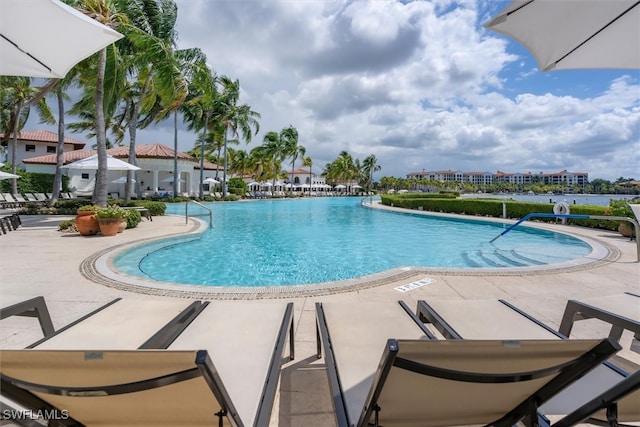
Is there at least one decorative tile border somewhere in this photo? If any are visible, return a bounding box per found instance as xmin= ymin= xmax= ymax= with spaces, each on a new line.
xmin=79 ymin=207 xmax=622 ymax=300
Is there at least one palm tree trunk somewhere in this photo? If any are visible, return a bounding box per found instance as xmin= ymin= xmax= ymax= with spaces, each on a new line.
xmin=10 ymin=102 xmax=21 ymax=195
xmin=52 ymin=86 xmax=65 ymax=203
xmin=94 ymin=47 xmax=109 ymax=207
xmin=199 ymin=115 xmax=207 ymax=200
xmin=173 ymin=109 xmax=179 ymax=197
xmin=222 ymin=130 xmax=228 ymax=197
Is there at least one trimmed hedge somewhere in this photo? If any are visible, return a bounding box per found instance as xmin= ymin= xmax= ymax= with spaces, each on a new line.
xmin=392 ymin=191 xmax=459 ymax=199
xmin=127 ymin=200 xmax=166 ymax=216
xmin=381 ymin=195 xmax=616 ymax=231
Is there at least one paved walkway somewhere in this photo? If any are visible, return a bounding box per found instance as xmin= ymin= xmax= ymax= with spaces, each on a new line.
xmin=1 ymin=208 xmax=639 ymax=426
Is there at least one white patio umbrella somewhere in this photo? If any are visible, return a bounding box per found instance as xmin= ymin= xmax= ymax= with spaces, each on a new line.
xmin=0 ymin=171 xmax=20 ymax=180
xmin=352 ymin=184 xmax=362 ymax=189
xmin=61 ymin=154 xmax=140 ymax=171
xmin=335 ymin=184 xmax=346 ymax=190
xmin=204 ymin=178 xmax=220 ymax=185
xmin=160 ymin=176 xmax=185 ymax=183
xmin=110 ymin=176 xmax=136 ymax=184
xmin=484 ymin=0 xmax=640 ymax=71
xmin=0 ymin=0 xmax=124 ymax=78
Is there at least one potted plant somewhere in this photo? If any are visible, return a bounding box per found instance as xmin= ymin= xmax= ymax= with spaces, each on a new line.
xmin=605 ymin=199 xmax=637 ymax=237
xmin=95 ymin=205 xmax=125 ymax=236
xmin=75 ymin=204 xmax=100 ymax=236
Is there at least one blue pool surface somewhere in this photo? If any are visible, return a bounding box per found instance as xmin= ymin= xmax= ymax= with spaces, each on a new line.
xmin=114 ymin=197 xmax=592 ymax=287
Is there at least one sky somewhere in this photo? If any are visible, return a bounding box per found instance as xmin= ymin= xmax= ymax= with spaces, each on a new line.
xmin=27 ymin=0 xmax=640 ymax=181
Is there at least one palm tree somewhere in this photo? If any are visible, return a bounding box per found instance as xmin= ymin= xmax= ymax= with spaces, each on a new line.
xmin=230 ymin=149 xmax=252 ymax=179
xmin=215 ymin=77 xmax=260 ymax=197
xmin=182 ymin=65 xmax=218 ymax=199
xmin=325 ymin=150 xmax=358 ymax=186
xmin=74 ymin=0 xmax=125 ymax=207
xmin=303 ymin=156 xmax=313 ymax=196
xmin=111 ymin=0 xmax=196 ymax=202
xmin=262 ymin=129 xmax=290 ymax=188
xmin=282 ymin=126 xmax=304 ymax=190
xmin=0 ymin=76 xmax=55 ymax=194
xmin=361 ymin=154 xmax=381 ymax=195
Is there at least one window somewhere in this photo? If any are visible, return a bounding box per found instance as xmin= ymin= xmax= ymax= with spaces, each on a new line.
xmin=25 ymin=144 xmax=35 ymax=152
xmin=47 ymin=146 xmax=56 ymax=153
xmin=81 ymin=173 xmax=90 ymax=180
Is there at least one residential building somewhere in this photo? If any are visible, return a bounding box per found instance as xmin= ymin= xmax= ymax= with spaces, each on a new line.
xmin=1 ymin=130 xmax=86 ymax=166
xmin=407 ymin=168 xmax=588 ymax=187
xmin=22 ymin=143 xmax=222 ymax=197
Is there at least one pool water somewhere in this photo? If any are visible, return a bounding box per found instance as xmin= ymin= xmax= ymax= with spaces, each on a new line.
xmin=114 ymin=197 xmax=592 ymax=287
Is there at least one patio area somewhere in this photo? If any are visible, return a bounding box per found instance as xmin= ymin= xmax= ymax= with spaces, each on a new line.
xmin=0 ymin=209 xmax=638 ymax=426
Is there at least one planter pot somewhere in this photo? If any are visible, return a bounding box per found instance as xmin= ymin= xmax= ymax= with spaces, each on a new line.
xmin=117 ymin=219 xmax=127 ymax=233
xmin=97 ymin=218 xmax=121 ymax=237
xmin=75 ymin=210 xmax=99 ymax=236
xmin=618 ymin=221 xmax=636 ymax=237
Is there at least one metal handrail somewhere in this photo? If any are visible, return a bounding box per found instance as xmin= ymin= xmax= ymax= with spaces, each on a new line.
xmin=490 ymin=213 xmax=639 ymax=262
xmin=185 ymin=200 xmax=212 ymax=229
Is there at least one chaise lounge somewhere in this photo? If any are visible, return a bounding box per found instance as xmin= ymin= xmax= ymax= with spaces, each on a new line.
xmin=415 ymin=298 xmax=633 ymax=419
xmin=316 ymin=301 xmax=620 ymax=427
xmin=0 ymin=300 xmax=295 ymax=427
xmin=0 ymin=296 xmax=56 ymax=340
xmin=558 ymin=292 xmax=640 ymax=348
xmin=552 ymin=369 xmax=640 ymax=427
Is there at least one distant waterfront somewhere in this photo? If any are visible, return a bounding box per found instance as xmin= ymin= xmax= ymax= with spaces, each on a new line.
xmin=460 ymin=193 xmax=636 ymax=206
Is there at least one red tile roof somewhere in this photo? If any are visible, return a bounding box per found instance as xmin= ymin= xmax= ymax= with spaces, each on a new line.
xmin=22 ymin=144 xmax=214 ymax=167
xmin=106 ymin=144 xmax=195 ymax=160
xmin=1 ymin=130 xmax=86 ymax=148
xmin=287 ymin=168 xmax=311 ymax=174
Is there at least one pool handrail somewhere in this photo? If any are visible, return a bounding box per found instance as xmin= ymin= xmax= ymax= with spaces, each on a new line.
xmin=185 ymin=200 xmax=213 ymax=229
xmin=490 ymin=213 xmax=639 ymax=262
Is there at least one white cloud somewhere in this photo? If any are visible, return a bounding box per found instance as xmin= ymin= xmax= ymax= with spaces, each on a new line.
xmin=24 ymin=0 xmax=640 ymax=182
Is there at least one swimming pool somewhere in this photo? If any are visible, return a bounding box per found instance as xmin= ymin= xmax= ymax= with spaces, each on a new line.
xmin=113 ymin=198 xmax=593 ymax=287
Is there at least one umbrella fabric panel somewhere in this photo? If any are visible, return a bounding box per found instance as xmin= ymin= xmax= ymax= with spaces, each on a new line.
xmin=61 ymin=155 xmax=140 ymax=171
xmin=0 ymin=171 xmax=20 ymax=180
xmin=0 ymin=0 xmax=123 ymax=78
xmin=485 ymin=0 xmax=640 ymax=71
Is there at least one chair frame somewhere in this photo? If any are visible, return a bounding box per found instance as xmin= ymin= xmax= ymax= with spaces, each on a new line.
xmin=0 ymin=296 xmax=55 ymax=339
xmin=558 ymin=292 xmax=640 ymax=342
xmin=0 ymin=349 xmax=240 ymax=427
xmin=316 ymin=301 xmax=620 ymax=427
xmin=360 ymin=338 xmax=618 ymax=427
xmin=314 ymin=301 xmax=435 ymax=426
xmin=551 ymin=370 xmax=640 ymax=427
xmin=2 ymin=301 xmax=295 ymax=427
xmin=416 ymin=299 xmax=564 ymax=341
xmin=26 ymin=299 xmax=209 ymax=350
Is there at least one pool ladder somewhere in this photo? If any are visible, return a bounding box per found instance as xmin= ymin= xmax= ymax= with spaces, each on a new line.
xmin=185 ymin=200 xmax=213 ymax=228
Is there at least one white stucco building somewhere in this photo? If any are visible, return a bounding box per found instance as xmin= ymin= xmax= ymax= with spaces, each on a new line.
xmin=22 ymin=143 xmax=222 ymax=197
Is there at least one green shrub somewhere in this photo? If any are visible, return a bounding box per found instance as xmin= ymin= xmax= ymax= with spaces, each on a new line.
xmin=222 ymin=194 xmax=240 ymax=201
xmin=77 ymin=204 xmax=101 ymax=212
xmin=53 ymin=200 xmax=96 ymax=214
xmin=58 ymin=219 xmax=76 ymax=231
xmin=95 ymin=205 xmax=125 ymax=219
xmin=130 ymin=200 xmax=166 ymax=216
xmin=380 ymin=196 xmax=615 ymax=231
xmin=123 ymin=209 xmax=142 ymax=229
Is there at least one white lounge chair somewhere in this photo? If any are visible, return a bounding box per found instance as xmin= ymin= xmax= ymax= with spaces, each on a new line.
xmin=559 ymin=292 xmax=640 ymax=347
xmin=1 ymin=300 xmax=295 ymax=427
xmin=317 ymin=301 xmax=619 ymax=427
xmin=415 ymin=298 xmax=632 ymax=419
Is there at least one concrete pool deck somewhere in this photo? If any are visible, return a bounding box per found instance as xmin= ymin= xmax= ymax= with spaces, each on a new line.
xmin=1 ymin=206 xmax=639 ymax=426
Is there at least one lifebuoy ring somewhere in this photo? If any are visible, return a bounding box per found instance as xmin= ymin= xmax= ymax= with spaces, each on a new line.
xmin=553 ymin=201 xmax=570 ymax=215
